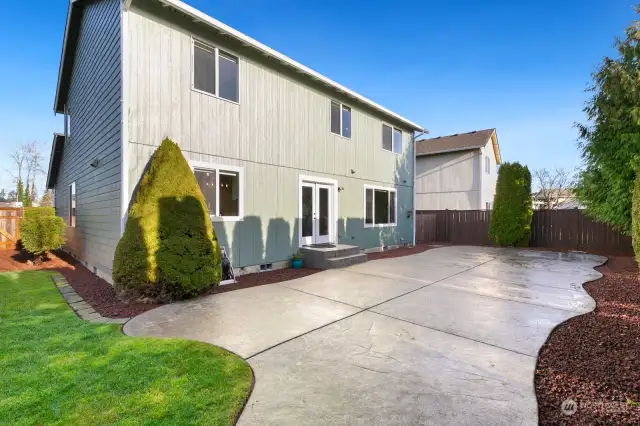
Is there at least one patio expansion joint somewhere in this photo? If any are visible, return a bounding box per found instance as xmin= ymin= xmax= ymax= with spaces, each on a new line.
xmin=247 ymin=256 xmax=500 ymax=361
xmin=50 ymin=272 xmax=130 ymax=325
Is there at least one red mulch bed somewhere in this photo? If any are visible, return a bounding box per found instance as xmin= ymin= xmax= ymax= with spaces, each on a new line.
xmin=366 ymin=244 xmax=434 ymax=260
xmin=205 ymin=267 xmax=322 ymax=295
xmin=0 ymin=244 xmax=435 ymax=319
xmin=0 ymin=249 xmax=159 ymax=318
xmin=535 ymin=256 xmax=640 ymax=425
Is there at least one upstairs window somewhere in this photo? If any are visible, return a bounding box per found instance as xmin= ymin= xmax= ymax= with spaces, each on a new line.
xmin=382 ymin=124 xmax=402 ymax=154
xmin=485 ymin=156 xmax=490 ymax=173
xmin=330 ymin=101 xmax=351 ymax=138
xmin=365 ymin=185 xmax=396 ymax=227
xmin=193 ymin=40 xmax=239 ymax=103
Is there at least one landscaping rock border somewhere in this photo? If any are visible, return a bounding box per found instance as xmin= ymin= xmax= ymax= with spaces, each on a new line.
xmin=51 ymin=273 xmax=129 ymax=324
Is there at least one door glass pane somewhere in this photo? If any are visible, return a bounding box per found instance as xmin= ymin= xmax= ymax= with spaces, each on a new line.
xmin=318 ymin=187 xmax=329 ymax=236
xmin=302 ymin=186 xmax=313 ymax=238
xmin=365 ymin=188 xmax=373 ymax=224
xmin=374 ymin=190 xmax=389 ymax=224
xmin=194 ymin=42 xmax=216 ymax=95
xmin=389 ymin=191 xmax=396 ymax=223
xmin=194 ymin=169 xmax=217 ymax=214
xmin=330 ymin=101 xmax=340 ymax=134
xmin=219 ymin=171 xmax=239 ymax=216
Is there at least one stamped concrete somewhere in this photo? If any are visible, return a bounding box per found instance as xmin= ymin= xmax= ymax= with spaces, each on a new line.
xmin=124 ymin=246 xmax=606 ymax=425
xmin=124 ymin=283 xmax=359 ymax=358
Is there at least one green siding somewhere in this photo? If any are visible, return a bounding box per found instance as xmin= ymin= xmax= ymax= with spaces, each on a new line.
xmin=125 ymin=2 xmax=415 ymax=269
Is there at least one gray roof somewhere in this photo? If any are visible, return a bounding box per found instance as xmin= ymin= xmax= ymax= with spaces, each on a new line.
xmin=53 ymin=0 xmax=427 ymax=133
xmin=46 ymin=134 xmax=66 ymax=190
xmin=416 ymin=128 xmax=501 ymax=163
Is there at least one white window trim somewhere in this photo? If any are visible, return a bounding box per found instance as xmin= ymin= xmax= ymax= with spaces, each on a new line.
xmin=189 ymin=161 xmax=244 ymax=222
xmin=382 ymin=123 xmax=402 ymax=155
xmin=191 ymin=37 xmax=240 ymax=105
xmin=485 ymin=156 xmax=490 ymax=174
xmin=68 ymin=181 xmax=76 ymax=228
xmin=363 ymin=184 xmax=397 ymax=228
xmin=330 ymin=100 xmax=352 ymax=139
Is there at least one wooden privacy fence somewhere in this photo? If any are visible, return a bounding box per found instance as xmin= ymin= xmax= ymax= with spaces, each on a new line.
xmin=0 ymin=207 xmax=22 ymax=250
xmin=416 ymin=209 xmax=633 ymax=254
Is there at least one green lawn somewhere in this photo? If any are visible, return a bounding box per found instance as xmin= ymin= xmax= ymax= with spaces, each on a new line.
xmin=0 ymin=271 xmax=253 ymax=425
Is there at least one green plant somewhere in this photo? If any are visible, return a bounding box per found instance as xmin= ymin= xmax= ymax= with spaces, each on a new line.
xmin=574 ymin=9 xmax=640 ymax=234
xmin=113 ymin=138 xmax=221 ymax=301
xmin=20 ymin=207 xmax=65 ymax=259
xmin=291 ymin=251 xmax=304 ymax=260
xmin=489 ymin=162 xmax=533 ymax=247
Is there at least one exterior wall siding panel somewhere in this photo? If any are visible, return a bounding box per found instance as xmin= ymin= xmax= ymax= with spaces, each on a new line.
xmin=415 ymin=150 xmax=481 ymax=210
xmin=125 ymin=3 xmax=414 ymax=269
xmin=54 ymin=0 xmax=122 ymax=281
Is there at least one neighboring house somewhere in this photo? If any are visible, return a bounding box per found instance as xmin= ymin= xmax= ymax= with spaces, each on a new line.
xmin=414 ymin=129 xmax=501 ymax=211
xmin=46 ymin=0 xmax=426 ymax=283
xmin=532 ymin=189 xmax=583 ymax=210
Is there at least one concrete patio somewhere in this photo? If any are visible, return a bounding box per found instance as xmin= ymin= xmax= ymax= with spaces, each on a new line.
xmin=124 ymin=246 xmax=605 ymax=425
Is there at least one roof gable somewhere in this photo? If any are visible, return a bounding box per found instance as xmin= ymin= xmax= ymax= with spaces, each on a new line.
xmin=416 ymin=128 xmax=501 ymax=164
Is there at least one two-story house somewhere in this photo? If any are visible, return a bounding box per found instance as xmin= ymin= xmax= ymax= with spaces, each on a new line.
xmin=46 ymin=0 xmax=427 ymax=282
xmin=414 ymin=129 xmax=501 ymax=211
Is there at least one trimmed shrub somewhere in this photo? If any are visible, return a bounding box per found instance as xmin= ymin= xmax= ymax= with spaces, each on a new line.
xmin=20 ymin=207 xmax=66 ymax=257
xmin=632 ymin=170 xmax=640 ymax=265
xmin=113 ymin=138 xmax=221 ymax=300
xmin=489 ymin=162 xmax=533 ymax=246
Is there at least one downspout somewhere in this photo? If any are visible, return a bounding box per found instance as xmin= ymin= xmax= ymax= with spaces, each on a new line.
xmin=119 ymin=0 xmax=130 ymax=235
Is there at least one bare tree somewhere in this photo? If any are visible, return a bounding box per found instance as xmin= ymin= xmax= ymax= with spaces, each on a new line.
xmin=533 ymin=168 xmax=575 ymax=209
xmin=7 ymin=142 xmax=45 ymax=204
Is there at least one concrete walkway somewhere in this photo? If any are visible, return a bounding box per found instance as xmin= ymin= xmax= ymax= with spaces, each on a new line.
xmin=124 ymin=246 xmax=605 ymax=425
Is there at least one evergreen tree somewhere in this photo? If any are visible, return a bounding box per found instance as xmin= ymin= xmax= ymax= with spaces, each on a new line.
xmin=113 ymin=138 xmax=221 ymax=301
xmin=16 ymin=180 xmax=23 ymax=203
xmin=489 ymin=162 xmax=533 ymax=246
xmin=575 ymin=9 xmax=640 ymax=234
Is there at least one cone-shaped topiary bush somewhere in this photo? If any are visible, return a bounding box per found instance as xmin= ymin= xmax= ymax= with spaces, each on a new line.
xmin=632 ymin=169 xmax=640 ymax=265
xmin=113 ymin=138 xmax=221 ymax=300
xmin=489 ymin=162 xmax=533 ymax=246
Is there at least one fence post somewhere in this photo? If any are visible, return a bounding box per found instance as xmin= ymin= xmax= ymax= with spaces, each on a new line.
xmin=575 ymin=208 xmax=580 ymax=251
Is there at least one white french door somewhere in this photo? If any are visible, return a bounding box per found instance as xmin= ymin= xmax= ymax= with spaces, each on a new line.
xmin=300 ymin=182 xmax=333 ymax=246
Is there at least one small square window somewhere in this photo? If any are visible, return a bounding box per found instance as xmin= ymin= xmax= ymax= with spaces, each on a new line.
xmin=364 ymin=186 xmax=396 ymax=227
xmin=193 ymin=164 xmax=244 ymax=220
xmin=330 ymin=101 xmax=351 ymax=138
xmin=383 ymin=125 xmax=402 ymax=154
xmin=193 ymin=40 xmax=240 ymax=102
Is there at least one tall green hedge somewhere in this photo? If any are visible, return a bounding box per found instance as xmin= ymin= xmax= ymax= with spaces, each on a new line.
xmin=489 ymin=162 xmax=533 ymax=246
xmin=113 ymin=138 xmax=221 ymax=301
xmin=632 ymin=170 xmax=640 ymax=264
xmin=20 ymin=207 xmax=65 ymax=257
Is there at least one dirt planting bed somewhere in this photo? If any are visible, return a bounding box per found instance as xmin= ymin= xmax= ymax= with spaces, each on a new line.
xmin=535 ymin=256 xmax=640 ymax=425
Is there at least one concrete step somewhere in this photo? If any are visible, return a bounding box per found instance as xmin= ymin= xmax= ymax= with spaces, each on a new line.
xmin=326 ymin=253 xmax=368 ymax=269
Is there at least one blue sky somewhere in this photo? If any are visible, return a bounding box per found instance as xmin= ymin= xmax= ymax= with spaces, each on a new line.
xmin=0 ymin=0 xmax=635 ymax=194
